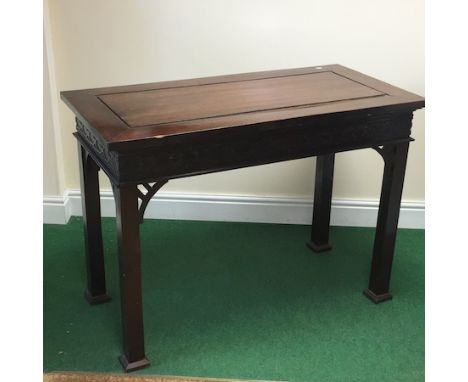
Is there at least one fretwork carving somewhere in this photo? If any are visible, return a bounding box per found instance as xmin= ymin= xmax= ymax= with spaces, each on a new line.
xmin=136 ymin=181 xmax=168 ymax=223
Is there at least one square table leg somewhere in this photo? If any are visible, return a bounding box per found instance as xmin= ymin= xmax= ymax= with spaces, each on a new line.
xmin=307 ymin=153 xmax=335 ymax=252
xmin=364 ymin=141 xmax=410 ymax=303
xmin=112 ymin=183 xmax=150 ymax=372
xmin=77 ymin=143 xmax=111 ymax=305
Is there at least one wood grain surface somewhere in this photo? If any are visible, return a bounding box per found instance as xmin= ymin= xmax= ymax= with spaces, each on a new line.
xmin=61 ymin=65 xmax=424 ymax=147
xmin=98 ymin=71 xmax=383 ymax=127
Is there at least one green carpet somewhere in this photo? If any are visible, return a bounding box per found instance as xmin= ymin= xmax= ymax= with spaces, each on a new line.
xmin=44 ymin=217 xmax=424 ymax=382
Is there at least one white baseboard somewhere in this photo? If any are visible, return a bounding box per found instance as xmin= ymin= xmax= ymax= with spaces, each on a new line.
xmin=43 ymin=195 xmax=72 ymax=224
xmin=43 ymin=189 xmax=424 ymax=228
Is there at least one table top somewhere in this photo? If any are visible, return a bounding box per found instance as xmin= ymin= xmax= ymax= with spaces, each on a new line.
xmin=61 ymin=65 xmax=424 ymax=150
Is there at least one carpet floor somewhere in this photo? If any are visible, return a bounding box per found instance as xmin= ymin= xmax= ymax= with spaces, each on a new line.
xmin=44 ymin=217 xmax=424 ymax=382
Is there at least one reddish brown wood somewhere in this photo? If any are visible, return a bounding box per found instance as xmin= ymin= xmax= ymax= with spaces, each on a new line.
xmin=77 ymin=142 xmax=110 ymax=304
xmin=113 ymin=183 xmax=150 ymax=372
xmin=61 ymin=65 xmax=425 ymax=372
xmin=307 ymin=154 xmax=335 ymax=252
xmin=364 ymin=142 xmax=410 ymax=303
xmin=98 ymin=72 xmax=383 ymax=128
xmin=61 ymin=65 xmax=424 ymax=147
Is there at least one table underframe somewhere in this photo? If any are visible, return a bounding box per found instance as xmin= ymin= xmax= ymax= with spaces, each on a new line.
xmin=76 ymin=130 xmax=410 ymax=372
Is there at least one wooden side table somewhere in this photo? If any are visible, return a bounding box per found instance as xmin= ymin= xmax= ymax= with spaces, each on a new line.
xmin=61 ymin=65 xmax=424 ymax=372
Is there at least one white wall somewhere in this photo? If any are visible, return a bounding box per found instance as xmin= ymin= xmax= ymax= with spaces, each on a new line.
xmin=43 ymin=33 xmax=61 ymax=197
xmin=44 ymin=0 xmax=424 ymax=211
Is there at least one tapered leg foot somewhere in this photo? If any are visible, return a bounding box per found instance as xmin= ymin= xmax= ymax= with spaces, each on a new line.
xmin=308 ymin=154 xmax=335 ymax=253
xmin=365 ymin=142 xmax=410 ymax=302
xmin=84 ymin=290 xmax=111 ymax=305
xmin=77 ymin=142 xmax=110 ymax=304
xmin=119 ymin=355 xmax=150 ymax=372
xmin=306 ymin=241 xmax=332 ymax=252
xmin=113 ymin=183 xmax=150 ymax=373
xmin=363 ymin=289 xmax=393 ymax=304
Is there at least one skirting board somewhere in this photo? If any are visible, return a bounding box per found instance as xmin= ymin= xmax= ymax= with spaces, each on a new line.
xmin=43 ymin=189 xmax=424 ymax=228
xmin=43 ymin=195 xmax=73 ymax=225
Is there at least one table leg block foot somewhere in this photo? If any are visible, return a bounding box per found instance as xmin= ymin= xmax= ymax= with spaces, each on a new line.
xmin=363 ymin=289 xmax=393 ymax=304
xmin=306 ymin=241 xmax=332 ymax=253
xmin=84 ymin=290 xmax=111 ymax=305
xmin=119 ymin=354 xmax=150 ymax=372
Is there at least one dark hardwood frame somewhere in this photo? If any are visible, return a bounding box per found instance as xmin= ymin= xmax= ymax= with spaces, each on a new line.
xmin=65 ymin=65 xmax=424 ymax=372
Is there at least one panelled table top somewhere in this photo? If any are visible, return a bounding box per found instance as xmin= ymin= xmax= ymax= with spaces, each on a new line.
xmin=61 ymin=65 xmax=424 ymax=150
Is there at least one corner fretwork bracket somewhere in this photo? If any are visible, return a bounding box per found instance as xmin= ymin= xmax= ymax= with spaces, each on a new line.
xmin=136 ymin=181 xmax=168 ymax=223
xmin=372 ymin=145 xmax=386 ymax=159
xmin=372 ymin=138 xmax=414 ymax=163
xmin=110 ymin=180 xmax=168 ymax=224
